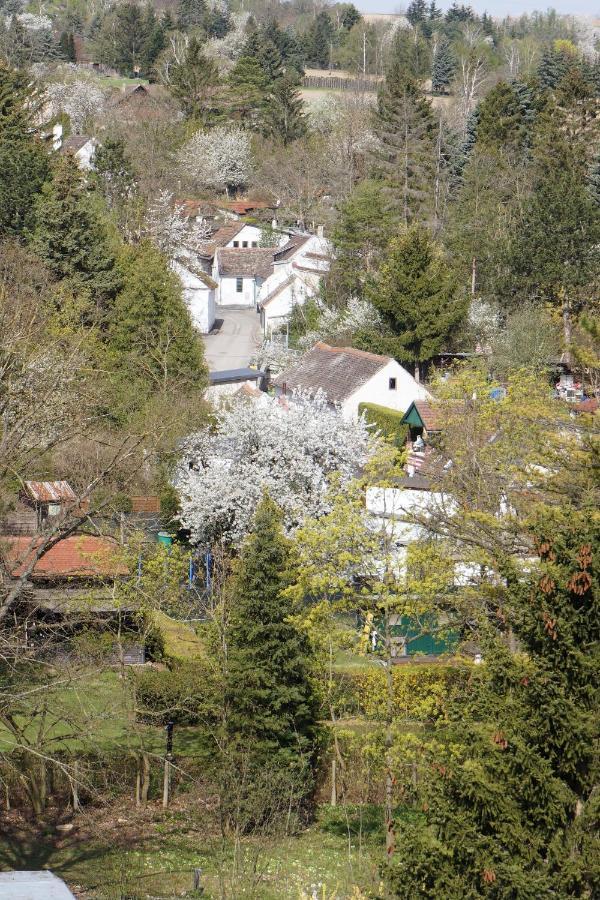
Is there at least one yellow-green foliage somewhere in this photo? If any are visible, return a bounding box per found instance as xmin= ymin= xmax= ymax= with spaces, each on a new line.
xmin=152 ymin=610 xmax=205 ymax=661
xmin=358 ymin=402 xmax=409 ymax=446
xmin=333 ymin=664 xmax=469 ymax=722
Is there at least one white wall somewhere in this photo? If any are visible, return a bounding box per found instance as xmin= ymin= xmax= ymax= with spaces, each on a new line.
xmin=75 ymin=139 xmax=97 ymax=171
xmin=366 ymin=486 xmax=450 ymax=545
xmin=225 ymin=224 xmax=264 ymax=248
xmin=219 ymin=276 xmax=264 ymax=307
xmin=341 ymin=359 xmax=431 ymax=421
xmin=171 ymin=260 xmax=216 ymax=334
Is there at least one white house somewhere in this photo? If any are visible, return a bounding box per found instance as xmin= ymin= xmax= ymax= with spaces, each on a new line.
xmin=213 ymin=248 xmax=275 ymax=307
xmin=60 ymin=132 xmax=98 ymax=170
xmin=171 ymin=256 xmax=217 ymax=334
xmin=259 ymin=232 xmax=332 ymax=335
xmin=272 ymin=342 xmax=431 ymax=421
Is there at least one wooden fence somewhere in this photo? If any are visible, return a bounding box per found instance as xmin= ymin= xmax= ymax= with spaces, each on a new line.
xmin=302 ymin=74 xmax=382 ymax=92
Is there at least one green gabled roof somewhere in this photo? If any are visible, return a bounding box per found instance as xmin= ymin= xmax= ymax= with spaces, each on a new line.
xmin=401 ymin=401 xmax=426 ymax=428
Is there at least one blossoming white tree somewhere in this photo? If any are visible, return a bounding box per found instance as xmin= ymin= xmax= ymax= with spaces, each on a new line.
xmin=177 ymin=391 xmax=375 ymax=545
xmin=177 ymin=125 xmax=252 ymax=195
xmin=145 ymin=190 xmax=211 ymax=258
xmin=45 ymin=79 xmax=105 ymax=134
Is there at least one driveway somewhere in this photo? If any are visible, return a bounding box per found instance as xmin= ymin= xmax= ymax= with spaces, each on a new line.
xmin=202 ymin=308 xmax=263 ymax=372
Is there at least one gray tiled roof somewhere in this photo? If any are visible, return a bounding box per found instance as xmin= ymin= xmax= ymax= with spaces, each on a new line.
xmin=273 ymin=342 xmax=390 ymax=404
xmin=217 ymin=248 xmax=274 ymax=279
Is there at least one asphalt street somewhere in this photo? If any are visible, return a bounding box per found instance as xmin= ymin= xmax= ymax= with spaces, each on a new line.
xmin=201 ymin=307 xmax=263 ymax=372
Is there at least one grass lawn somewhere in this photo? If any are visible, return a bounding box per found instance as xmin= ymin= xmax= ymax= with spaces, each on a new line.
xmin=0 ymin=803 xmax=388 ymax=899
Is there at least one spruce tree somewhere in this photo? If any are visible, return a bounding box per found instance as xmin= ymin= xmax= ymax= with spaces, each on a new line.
xmin=0 ymin=63 xmax=49 ymax=237
xmin=386 ymin=508 xmax=599 ymax=898
xmin=507 ymin=125 xmax=600 ymax=345
xmin=225 ymin=494 xmax=318 ymax=768
xmin=108 ymin=241 xmax=206 ymax=400
xmin=177 ymin=0 xmax=207 ymax=30
xmin=31 ymin=157 xmax=119 ymax=308
xmin=93 ymin=137 xmax=136 ymax=209
xmin=227 ymin=54 xmax=269 ymax=126
xmin=431 ymin=37 xmax=455 ymax=95
xmin=169 ymin=36 xmax=220 ymax=122
xmin=476 ymin=80 xmax=535 ymax=154
xmin=329 ymin=179 xmax=394 ymax=304
xmin=262 ymin=73 xmax=306 ymax=145
xmin=304 ymin=11 xmax=334 ymax=68
xmin=372 ymin=70 xmax=436 ymax=226
xmin=360 ymin=225 xmax=467 ymax=377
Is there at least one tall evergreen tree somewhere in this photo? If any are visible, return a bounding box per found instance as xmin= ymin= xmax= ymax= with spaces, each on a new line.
xmin=108 ymin=241 xmax=206 ymax=399
xmin=177 ymin=0 xmax=207 ymax=30
xmin=507 ymin=124 xmax=600 ymax=345
xmin=360 ymin=225 xmax=467 ymax=377
xmin=431 ymin=37 xmax=455 ymax=95
xmin=169 ymin=36 xmax=220 ymax=122
xmin=262 ymin=73 xmax=306 ymax=145
xmin=31 ymin=158 xmax=119 ymax=309
xmin=225 ymin=494 xmax=318 ymax=767
xmin=93 ymin=137 xmax=136 ymax=209
xmin=372 ymin=70 xmax=436 ymax=226
xmin=328 ymin=179 xmax=394 ymax=304
xmin=476 ymin=80 xmax=535 ymax=154
xmin=386 ymin=508 xmax=599 ymax=898
xmin=0 ymin=63 xmax=49 ymax=237
xmin=227 ymin=54 xmax=269 ymax=126
xmin=304 ymin=11 xmax=334 ymax=68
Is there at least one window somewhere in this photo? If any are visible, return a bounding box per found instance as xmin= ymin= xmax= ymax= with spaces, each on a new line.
xmin=233 ymin=241 xmax=239 ymax=248
xmin=236 ymin=277 xmax=243 ymax=293
xmin=242 ymin=240 xmax=248 ymax=248
xmin=251 ymin=241 xmax=258 ymax=247
xmin=389 ymin=377 xmax=397 ymax=390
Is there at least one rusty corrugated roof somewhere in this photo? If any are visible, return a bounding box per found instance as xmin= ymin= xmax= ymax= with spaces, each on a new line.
xmin=23 ymin=481 xmax=77 ymax=503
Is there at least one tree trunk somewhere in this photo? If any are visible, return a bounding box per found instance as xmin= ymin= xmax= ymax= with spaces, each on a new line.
xmin=331 ymin=757 xmax=337 ymax=807
xmin=141 ymin=752 xmax=150 ymax=806
xmin=384 ymin=615 xmax=396 ymax=862
xmin=562 ymin=298 xmax=572 ymax=364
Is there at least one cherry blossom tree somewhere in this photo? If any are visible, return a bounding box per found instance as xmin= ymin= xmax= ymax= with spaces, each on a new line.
xmin=177 ymin=125 xmax=252 ymax=195
xmin=145 ymin=190 xmax=211 ymax=258
xmin=45 ymin=79 xmax=105 ymax=134
xmin=176 ymin=391 xmax=376 ymax=545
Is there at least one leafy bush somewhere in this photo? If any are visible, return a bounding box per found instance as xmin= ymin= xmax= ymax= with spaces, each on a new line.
xmin=358 ymin=402 xmax=409 ymax=447
xmin=331 ymin=665 xmax=468 ymax=721
xmin=134 ymin=660 xmax=217 ymax=725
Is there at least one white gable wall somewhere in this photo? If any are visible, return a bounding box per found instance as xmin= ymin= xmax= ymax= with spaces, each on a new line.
xmin=171 ymin=259 xmax=216 ymax=334
xmin=219 ymin=275 xmax=266 ymax=307
xmin=225 ymin=224 xmax=264 ymax=248
xmin=341 ymin=359 xmax=431 ymax=421
xmin=74 ymin=139 xmax=97 ymax=171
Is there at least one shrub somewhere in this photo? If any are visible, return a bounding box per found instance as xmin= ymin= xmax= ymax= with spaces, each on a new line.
xmin=134 ymin=660 xmax=217 ymax=725
xmin=358 ymin=402 xmax=409 ymax=447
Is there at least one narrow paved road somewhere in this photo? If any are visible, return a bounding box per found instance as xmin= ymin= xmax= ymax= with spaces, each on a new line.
xmin=202 ymin=308 xmax=263 ymax=372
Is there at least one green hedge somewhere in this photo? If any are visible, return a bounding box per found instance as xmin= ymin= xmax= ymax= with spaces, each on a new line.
xmin=358 ymin=402 xmax=409 ymax=447
xmin=135 ymin=660 xmax=217 ymax=725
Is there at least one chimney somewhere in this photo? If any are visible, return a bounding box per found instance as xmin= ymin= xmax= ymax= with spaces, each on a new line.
xmin=317 ymin=224 xmax=324 ymax=239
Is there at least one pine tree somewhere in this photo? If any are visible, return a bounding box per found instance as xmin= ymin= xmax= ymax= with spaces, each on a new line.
xmin=225 ymin=494 xmax=318 ymax=767
xmin=360 ymin=225 xmax=467 ymax=377
xmin=94 ymin=137 xmax=136 ymax=208
xmin=329 ymin=179 xmax=394 ymax=304
xmin=537 ymin=44 xmax=569 ymax=90
xmin=476 ymin=80 xmax=535 ymax=154
xmin=108 ymin=241 xmax=206 ymax=398
xmin=372 ymin=70 xmax=436 ymax=226
xmin=177 ymin=0 xmax=207 ymax=30
xmin=227 ymin=54 xmax=269 ymax=126
xmin=406 ymin=0 xmax=427 ymax=27
xmin=0 ymin=63 xmax=49 ymax=237
xmin=507 ymin=125 xmax=600 ymax=345
xmin=431 ymin=37 xmax=455 ymax=95
xmin=169 ymin=36 xmax=220 ymax=122
xmin=31 ymin=157 xmax=119 ymax=309
xmin=304 ymin=11 xmax=334 ymax=68
xmin=386 ymin=508 xmax=599 ymax=898
xmin=262 ymin=73 xmax=306 ymax=145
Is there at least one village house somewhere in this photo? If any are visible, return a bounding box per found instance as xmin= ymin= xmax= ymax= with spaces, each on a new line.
xmin=213 ymin=248 xmax=275 ymax=307
xmin=259 ymin=230 xmax=332 ymax=336
xmin=171 ymin=255 xmax=218 ymax=334
xmin=50 ymin=124 xmax=97 ymax=170
xmin=273 ymin=343 xmax=431 ymax=421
